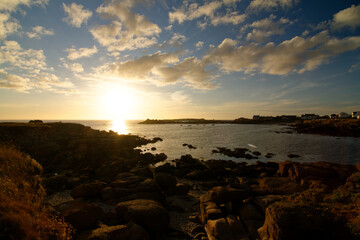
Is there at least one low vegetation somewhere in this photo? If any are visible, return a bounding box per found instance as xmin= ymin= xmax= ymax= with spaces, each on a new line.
xmin=0 ymin=145 xmax=72 ymax=240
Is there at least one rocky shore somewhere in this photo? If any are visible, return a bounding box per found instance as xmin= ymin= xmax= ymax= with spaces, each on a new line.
xmin=0 ymin=122 xmax=359 ymax=240
xmin=291 ymin=119 xmax=360 ymax=137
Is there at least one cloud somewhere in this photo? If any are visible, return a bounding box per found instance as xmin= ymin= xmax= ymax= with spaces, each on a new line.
xmin=90 ymin=21 xmax=158 ymax=52
xmin=0 ymin=0 xmax=48 ymax=12
xmin=0 ymin=69 xmax=31 ymax=92
xmin=169 ymin=1 xmax=246 ymax=29
xmin=26 ymin=25 xmax=54 ymax=39
xmin=0 ymin=40 xmax=47 ymax=70
xmin=91 ymin=0 xmax=161 ymax=52
xmin=162 ymin=33 xmax=187 ymax=47
xmin=96 ymin=1 xmax=161 ymax=37
xmin=247 ymin=0 xmax=299 ymax=11
xmin=243 ymin=15 xmax=293 ymax=42
xmin=204 ymin=31 xmax=360 ymax=75
xmin=94 ymin=51 xmax=215 ymax=89
xmin=65 ymin=45 xmax=98 ymax=60
xmin=195 ymin=41 xmax=204 ymax=49
xmin=169 ymin=1 xmax=223 ymax=24
xmin=0 ymin=42 xmax=75 ymax=93
xmin=331 ymin=4 xmax=360 ymax=30
xmin=63 ymin=3 xmax=92 ymax=28
xmin=0 ymin=13 xmax=21 ymax=39
xmin=211 ymin=12 xmax=246 ymax=26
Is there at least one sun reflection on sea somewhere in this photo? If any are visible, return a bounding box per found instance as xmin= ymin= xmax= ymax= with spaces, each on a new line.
xmin=110 ymin=119 xmax=129 ymax=135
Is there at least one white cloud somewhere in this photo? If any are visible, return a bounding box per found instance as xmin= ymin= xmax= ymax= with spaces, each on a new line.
xmin=91 ymin=0 xmax=161 ymax=52
xmin=243 ymin=15 xmax=293 ymax=42
xmin=96 ymin=1 xmax=161 ymax=36
xmin=65 ymin=45 xmax=98 ymax=60
xmin=247 ymin=0 xmax=299 ymax=11
xmin=169 ymin=1 xmax=223 ymax=24
xmin=94 ymin=51 xmax=215 ymax=89
xmin=169 ymin=1 xmax=246 ymax=29
xmin=0 ymin=0 xmax=48 ymax=12
xmin=63 ymin=3 xmax=92 ymax=28
xmin=211 ymin=12 xmax=246 ymax=26
xmin=0 ymin=42 xmax=75 ymax=93
xmin=204 ymin=31 xmax=360 ymax=75
xmin=70 ymin=63 xmax=83 ymax=73
xmin=0 ymin=40 xmax=47 ymax=70
xmin=0 ymin=13 xmax=21 ymax=39
xmin=162 ymin=33 xmax=187 ymax=47
xmin=0 ymin=69 xmax=31 ymax=92
xmin=331 ymin=4 xmax=360 ymax=30
xmin=195 ymin=41 xmax=204 ymax=49
xmin=90 ymin=21 xmax=158 ymax=52
xmin=165 ymin=25 xmax=173 ymax=31
xmin=26 ymin=25 xmax=54 ymax=39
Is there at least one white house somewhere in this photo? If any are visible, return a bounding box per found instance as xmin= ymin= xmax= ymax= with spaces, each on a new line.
xmin=339 ymin=112 xmax=350 ymax=118
xmin=352 ymin=111 xmax=360 ymax=118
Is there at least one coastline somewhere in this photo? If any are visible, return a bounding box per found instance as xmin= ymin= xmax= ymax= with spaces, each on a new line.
xmin=0 ymin=121 xmax=359 ymax=239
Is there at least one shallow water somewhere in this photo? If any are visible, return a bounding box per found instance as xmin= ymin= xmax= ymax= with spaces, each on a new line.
xmin=3 ymin=120 xmax=360 ymax=164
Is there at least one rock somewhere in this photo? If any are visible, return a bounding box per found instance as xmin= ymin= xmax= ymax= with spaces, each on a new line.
xmin=258 ymin=199 xmax=358 ymax=240
xmin=226 ymin=215 xmax=249 ymax=239
xmin=154 ymin=172 xmax=177 ymax=189
xmin=115 ymin=199 xmax=169 ymax=233
xmin=79 ymin=222 xmax=149 ymax=240
xmin=151 ymin=147 xmax=156 ymax=151
xmin=237 ymin=203 xmax=264 ymax=222
xmin=252 ymin=151 xmax=261 ymax=156
xmin=258 ymin=177 xmax=304 ymax=195
xmin=43 ymin=174 xmax=68 ymax=193
xmin=95 ymin=161 xmax=128 ymax=182
xmin=71 ymin=181 xmax=106 ymax=199
xmin=265 ymin=153 xmax=275 ymax=158
xmin=206 ymin=218 xmax=236 ymax=240
xmin=62 ymin=201 xmax=104 ymax=231
xmin=202 ymin=186 xmax=251 ymax=204
xmin=287 ymin=153 xmax=300 ymax=158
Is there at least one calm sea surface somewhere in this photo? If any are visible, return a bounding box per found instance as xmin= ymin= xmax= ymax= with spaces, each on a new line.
xmin=3 ymin=120 xmax=360 ymax=165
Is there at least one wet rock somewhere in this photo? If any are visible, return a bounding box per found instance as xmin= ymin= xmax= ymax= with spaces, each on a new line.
xmin=115 ymin=199 xmax=170 ymax=233
xmin=265 ymin=153 xmax=275 ymax=158
xmin=252 ymin=151 xmax=261 ymax=156
xmin=62 ymin=201 xmax=104 ymax=231
xmin=71 ymin=181 xmax=106 ymax=199
xmin=287 ymin=153 xmax=300 ymax=158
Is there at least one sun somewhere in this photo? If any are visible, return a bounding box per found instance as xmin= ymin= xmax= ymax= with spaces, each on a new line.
xmin=100 ymin=86 xmax=138 ymax=121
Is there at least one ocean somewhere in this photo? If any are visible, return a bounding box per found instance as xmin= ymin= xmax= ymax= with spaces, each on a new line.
xmin=2 ymin=119 xmax=360 ymax=165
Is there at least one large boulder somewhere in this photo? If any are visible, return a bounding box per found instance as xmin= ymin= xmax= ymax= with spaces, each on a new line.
xmin=71 ymin=181 xmax=106 ymax=199
xmin=62 ymin=201 xmax=104 ymax=231
xmin=258 ymin=198 xmax=358 ymax=240
xmin=78 ymin=222 xmax=149 ymax=240
xmin=258 ymin=177 xmax=304 ymax=195
xmin=115 ymin=199 xmax=169 ymax=233
xmin=154 ymin=172 xmax=177 ymax=189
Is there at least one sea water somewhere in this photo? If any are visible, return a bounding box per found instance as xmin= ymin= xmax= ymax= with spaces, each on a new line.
xmin=2 ymin=120 xmax=360 ymax=164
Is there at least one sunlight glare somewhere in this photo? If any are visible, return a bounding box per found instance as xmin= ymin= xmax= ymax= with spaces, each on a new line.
xmin=110 ymin=119 xmax=129 ymax=134
xmin=101 ymin=86 xmax=138 ymax=122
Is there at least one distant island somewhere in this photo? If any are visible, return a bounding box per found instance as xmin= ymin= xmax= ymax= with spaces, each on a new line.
xmin=139 ymin=116 xmax=300 ymax=125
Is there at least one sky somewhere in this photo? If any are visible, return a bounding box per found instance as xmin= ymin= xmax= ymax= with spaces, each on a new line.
xmin=0 ymin=0 xmax=360 ymax=120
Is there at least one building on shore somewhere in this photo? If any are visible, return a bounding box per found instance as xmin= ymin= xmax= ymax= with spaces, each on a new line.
xmin=301 ymin=114 xmax=319 ymax=120
xmin=339 ymin=112 xmax=350 ymax=119
xmin=352 ymin=111 xmax=360 ymax=118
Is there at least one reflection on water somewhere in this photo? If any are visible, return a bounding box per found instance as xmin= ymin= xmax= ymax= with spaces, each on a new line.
xmin=110 ymin=119 xmax=129 ymax=134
